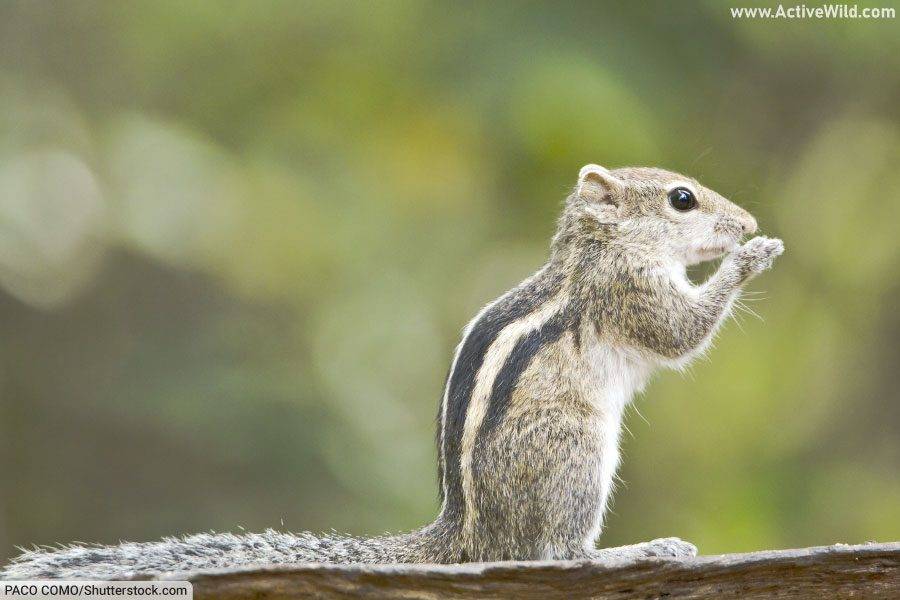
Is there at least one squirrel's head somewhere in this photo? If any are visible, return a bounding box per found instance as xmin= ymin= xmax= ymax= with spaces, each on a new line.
xmin=553 ymin=164 xmax=757 ymax=266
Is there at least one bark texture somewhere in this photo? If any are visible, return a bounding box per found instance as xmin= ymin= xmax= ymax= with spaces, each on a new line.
xmin=150 ymin=541 xmax=900 ymax=599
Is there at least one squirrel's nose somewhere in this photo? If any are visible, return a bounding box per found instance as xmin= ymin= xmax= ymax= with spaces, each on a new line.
xmin=741 ymin=215 xmax=758 ymax=235
xmin=733 ymin=209 xmax=757 ymax=235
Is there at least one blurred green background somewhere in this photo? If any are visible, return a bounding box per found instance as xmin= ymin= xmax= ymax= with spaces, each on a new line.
xmin=0 ymin=1 xmax=898 ymax=563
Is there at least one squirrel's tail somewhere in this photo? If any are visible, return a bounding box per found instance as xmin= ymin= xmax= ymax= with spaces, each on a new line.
xmin=2 ymin=524 xmax=456 ymax=580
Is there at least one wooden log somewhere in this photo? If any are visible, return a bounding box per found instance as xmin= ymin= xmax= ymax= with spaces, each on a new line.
xmin=155 ymin=541 xmax=900 ymax=599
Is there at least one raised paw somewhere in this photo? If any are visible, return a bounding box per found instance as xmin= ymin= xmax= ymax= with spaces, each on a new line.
xmin=641 ymin=537 xmax=698 ymax=558
xmin=734 ymin=236 xmax=784 ymax=280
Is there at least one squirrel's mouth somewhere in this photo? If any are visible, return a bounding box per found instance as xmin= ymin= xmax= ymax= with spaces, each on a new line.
xmin=692 ymin=243 xmax=734 ymax=263
xmin=682 ymin=235 xmax=740 ymax=266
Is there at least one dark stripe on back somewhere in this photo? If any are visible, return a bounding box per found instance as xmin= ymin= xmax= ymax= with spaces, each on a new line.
xmin=438 ymin=268 xmax=563 ymax=514
xmin=478 ymin=309 xmax=571 ymax=437
xmin=435 ymin=362 xmax=454 ymax=503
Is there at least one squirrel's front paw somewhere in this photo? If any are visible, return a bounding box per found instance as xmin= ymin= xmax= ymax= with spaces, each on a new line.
xmin=734 ymin=236 xmax=784 ymax=279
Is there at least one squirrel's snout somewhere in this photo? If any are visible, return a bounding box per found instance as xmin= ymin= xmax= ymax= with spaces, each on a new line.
xmin=717 ymin=212 xmax=757 ymax=237
xmin=729 ymin=206 xmax=758 ymax=236
xmin=741 ymin=215 xmax=758 ymax=236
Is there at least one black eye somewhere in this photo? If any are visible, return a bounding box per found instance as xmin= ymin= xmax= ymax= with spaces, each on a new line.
xmin=668 ymin=187 xmax=697 ymax=211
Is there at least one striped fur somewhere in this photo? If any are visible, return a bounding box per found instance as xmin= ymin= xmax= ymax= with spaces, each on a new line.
xmin=437 ymin=267 xmax=563 ymax=522
xmin=2 ymin=165 xmax=782 ymax=578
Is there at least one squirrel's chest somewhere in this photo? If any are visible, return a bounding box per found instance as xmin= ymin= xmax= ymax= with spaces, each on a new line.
xmin=571 ymin=332 xmax=652 ymax=415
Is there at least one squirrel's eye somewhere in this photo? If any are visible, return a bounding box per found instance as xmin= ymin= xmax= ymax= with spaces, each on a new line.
xmin=668 ymin=187 xmax=697 ymax=211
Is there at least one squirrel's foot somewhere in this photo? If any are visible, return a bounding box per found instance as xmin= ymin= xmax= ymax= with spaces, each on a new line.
xmin=637 ymin=537 xmax=698 ymax=558
xmin=733 ymin=236 xmax=784 ymax=280
xmin=591 ymin=537 xmax=698 ymax=561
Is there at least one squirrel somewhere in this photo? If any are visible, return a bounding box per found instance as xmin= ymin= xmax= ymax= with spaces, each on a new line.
xmin=2 ymin=164 xmax=783 ymax=579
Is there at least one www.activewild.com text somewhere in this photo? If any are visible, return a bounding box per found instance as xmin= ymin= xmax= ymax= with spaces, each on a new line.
xmin=731 ymin=3 xmax=895 ymax=19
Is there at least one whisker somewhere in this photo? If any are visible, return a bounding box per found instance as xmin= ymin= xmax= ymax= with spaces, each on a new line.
xmin=730 ymin=308 xmax=748 ymax=333
xmin=734 ymin=299 xmax=765 ymax=321
xmin=630 ymin=403 xmax=651 ymax=428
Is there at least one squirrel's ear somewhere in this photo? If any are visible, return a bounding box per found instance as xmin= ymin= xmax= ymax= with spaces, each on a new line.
xmin=576 ymin=164 xmax=624 ymax=205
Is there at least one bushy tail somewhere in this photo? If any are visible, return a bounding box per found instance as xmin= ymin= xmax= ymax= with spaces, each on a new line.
xmin=1 ymin=525 xmax=451 ymax=580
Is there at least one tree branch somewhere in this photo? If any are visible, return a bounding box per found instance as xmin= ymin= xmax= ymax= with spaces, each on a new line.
xmin=154 ymin=541 xmax=900 ymax=599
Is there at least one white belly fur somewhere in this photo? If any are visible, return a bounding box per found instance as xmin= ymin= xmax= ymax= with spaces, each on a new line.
xmin=573 ymin=327 xmax=653 ymax=549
